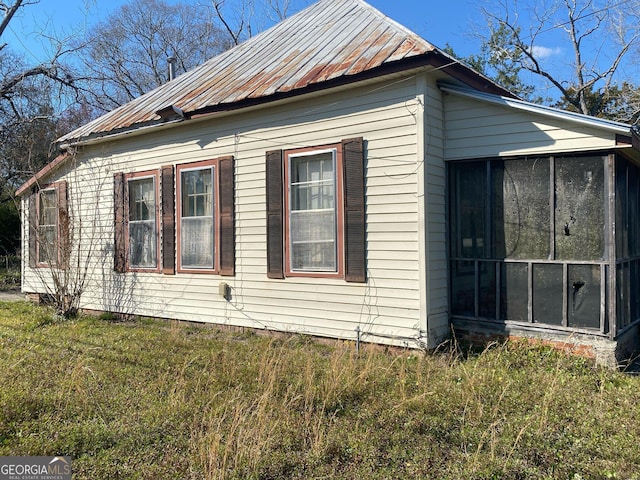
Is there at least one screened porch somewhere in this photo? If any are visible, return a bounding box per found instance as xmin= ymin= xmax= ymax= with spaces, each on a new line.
xmin=448 ymin=153 xmax=640 ymax=339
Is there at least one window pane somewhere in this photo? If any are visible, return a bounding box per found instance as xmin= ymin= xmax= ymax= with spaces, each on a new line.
xmin=493 ymin=158 xmax=550 ymax=259
xmin=289 ymin=151 xmax=337 ymax=272
xmin=291 ymin=242 xmax=336 ymax=271
xmin=181 ymin=217 xmax=214 ymax=268
xmin=38 ymin=189 xmax=58 ymax=264
xmin=632 ymin=260 xmax=640 ymax=324
xmin=617 ymin=263 xmax=630 ymax=329
xmin=179 ymin=167 xmax=215 ymax=270
xmin=39 ymin=190 xmax=57 ymax=226
xmin=182 ymin=168 xmax=213 ymax=218
xmin=532 ymin=263 xmax=563 ymax=326
xmin=292 ymin=184 xmax=335 ymax=211
xmin=290 ymin=210 xmax=336 ymax=271
xmin=129 ymin=220 xmax=156 ymax=268
xmin=291 ymin=152 xmax=333 ymax=183
xmin=629 ymin=163 xmax=638 ymax=257
xmin=38 ymin=226 xmax=57 ymax=264
xmin=555 ymin=157 xmax=605 ymax=260
xmin=615 ymin=158 xmax=628 ymax=259
xmin=290 ymin=210 xmax=335 ymax=243
xmin=128 ymin=176 xmax=156 ymax=268
xmin=129 ymin=178 xmax=155 ymax=221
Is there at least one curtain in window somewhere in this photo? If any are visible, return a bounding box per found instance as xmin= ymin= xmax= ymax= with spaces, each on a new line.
xmin=181 ymin=168 xmax=214 ymax=269
xmin=128 ymin=177 xmax=157 ymax=268
xmin=290 ymin=152 xmax=336 ymax=271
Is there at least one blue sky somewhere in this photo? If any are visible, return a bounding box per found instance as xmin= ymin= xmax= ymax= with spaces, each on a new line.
xmin=5 ymin=0 xmax=593 ymax=103
xmin=4 ymin=0 xmax=487 ymax=62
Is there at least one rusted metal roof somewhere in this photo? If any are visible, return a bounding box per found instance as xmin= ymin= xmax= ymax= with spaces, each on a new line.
xmin=57 ymin=0 xmax=497 ymax=144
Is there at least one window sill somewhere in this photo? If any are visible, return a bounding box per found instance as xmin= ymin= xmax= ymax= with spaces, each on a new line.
xmin=177 ymin=268 xmax=219 ymax=275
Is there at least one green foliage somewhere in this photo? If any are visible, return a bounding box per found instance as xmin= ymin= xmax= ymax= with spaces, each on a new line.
xmin=0 ymin=197 xmax=20 ymax=256
xmin=1 ymin=305 xmax=640 ymax=479
xmin=444 ymin=25 xmax=540 ymax=103
xmin=552 ymin=82 xmax=640 ymax=124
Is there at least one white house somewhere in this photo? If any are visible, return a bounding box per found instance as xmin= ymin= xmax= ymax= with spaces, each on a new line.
xmin=17 ymin=0 xmax=640 ymax=366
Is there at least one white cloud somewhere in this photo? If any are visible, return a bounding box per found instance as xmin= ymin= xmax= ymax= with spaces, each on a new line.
xmin=529 ymin=45 xmax=563 ymax=59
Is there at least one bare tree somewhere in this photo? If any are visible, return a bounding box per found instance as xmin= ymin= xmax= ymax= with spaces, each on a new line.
xmin=212 ymin=0 xmax=310 ymax=45
xmin=0 ymin=0 xmax=91 ymax=262
xmin=25 ymin=150 xmax=113 ymax=318
xmin=77 ymin=0 xmax=233 ymax=112
xmin=0 ymin=0 xmax=29 ymax=48
xmin=474 ymin=0 xmax=640 ymax=122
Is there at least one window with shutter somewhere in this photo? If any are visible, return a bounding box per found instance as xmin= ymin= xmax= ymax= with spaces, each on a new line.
xmin=114 ymin=160 xmax=235 ymax=276
xmin=30 ymin=181 xmax=69 ymax=269
xmin=175 ymin=157 xmax=235 ymax=275
xmin=124 ymin=170 xmax=161 ymax=272
xmin=266 ymin=138 xmax=366 ymax=281
xmin=285 ymin=144 xmax=344 ymax=278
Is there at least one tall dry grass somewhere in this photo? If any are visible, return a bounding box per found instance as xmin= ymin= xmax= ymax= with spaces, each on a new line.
xmin=2 ymin=305 xmax=640 ymax=479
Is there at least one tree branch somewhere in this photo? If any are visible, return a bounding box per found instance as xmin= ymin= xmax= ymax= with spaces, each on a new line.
xmin=212 ymin=0 xmax=243 ymax=45
xmin=0 ymin=0 xmax=23 ymax=38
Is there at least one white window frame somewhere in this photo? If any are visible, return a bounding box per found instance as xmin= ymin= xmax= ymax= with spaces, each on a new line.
xmin=176 ymin=161 xmax=218 ymax=273
xmin=285 ymin=145 xmax=344 ymax=277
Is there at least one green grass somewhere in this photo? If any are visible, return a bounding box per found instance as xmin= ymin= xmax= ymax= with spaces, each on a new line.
xmin=1 ymin=301 xmax=640 ymax=479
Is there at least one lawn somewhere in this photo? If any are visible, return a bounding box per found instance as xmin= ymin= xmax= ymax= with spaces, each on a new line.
xmin=1 ymin=301 xmax=640 ymax=479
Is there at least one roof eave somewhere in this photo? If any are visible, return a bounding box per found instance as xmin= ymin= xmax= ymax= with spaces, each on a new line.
xmin=16 ymin=152 xmax=69 ymax=197
xmin=440 ymin=82 xmax=632 ymax=135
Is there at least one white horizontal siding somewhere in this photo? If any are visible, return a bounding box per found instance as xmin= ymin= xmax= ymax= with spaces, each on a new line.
xmin=421 ymin=76 xmax=449 ymax=346
xmin=444 ymin=94 xmax=617 ymax=160
xmin=23 ymin=76 xmax=429 ymax=348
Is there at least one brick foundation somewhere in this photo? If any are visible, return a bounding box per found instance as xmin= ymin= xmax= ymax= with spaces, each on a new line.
xmin=451 ymin=320 xmax=640 ymax=369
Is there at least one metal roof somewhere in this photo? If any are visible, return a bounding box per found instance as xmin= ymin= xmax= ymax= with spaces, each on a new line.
xmin=59 ymin=0 xmax=445 ymax=144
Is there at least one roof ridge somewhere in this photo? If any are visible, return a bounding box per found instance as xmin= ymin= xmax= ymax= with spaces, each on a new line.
xmin=348 ymin=0 xmax=435 ymax=48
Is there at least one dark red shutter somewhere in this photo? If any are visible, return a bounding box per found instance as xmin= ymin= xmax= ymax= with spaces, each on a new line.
xmin=161 ymin=166 xmax=175 ymax=275
xmin=113 ymin=172 xmax=126 ymax=273
xmin=266 ymin=150 xmax=284 ymax=279
xmin=28 ymin=192 xmax=37 ymax=268
xmin=342 ymin=137 xmax=366 ymax=283
xmin=219 ymin=156 xmax=235 ymax=276
xmin=57 ymin=181 xmax=69 ymax=269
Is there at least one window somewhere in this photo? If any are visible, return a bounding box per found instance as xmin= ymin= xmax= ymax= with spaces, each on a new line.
xmin=28 ymin=181 xmax=68 ymax=269
xmin=125 ymin=171 xmax=160 ymax=271
xmin=177 ymin=160 xmax=217 ymax=273
xmin=287 ymin=147 xmax=342 ymax=275
xmin=266 ymin=137 xmax=366 ymax=282
xmin=38 ymin=189 xmax=58 ymax=264
xmin=176 ymin=157 xmax=235 ymax=274
xmin=113 ymin=158 xmax=235 ymax=276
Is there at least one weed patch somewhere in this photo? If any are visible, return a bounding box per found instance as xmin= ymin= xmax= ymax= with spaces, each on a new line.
xmin=0 ymin=305 xmax=639 ymax=478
